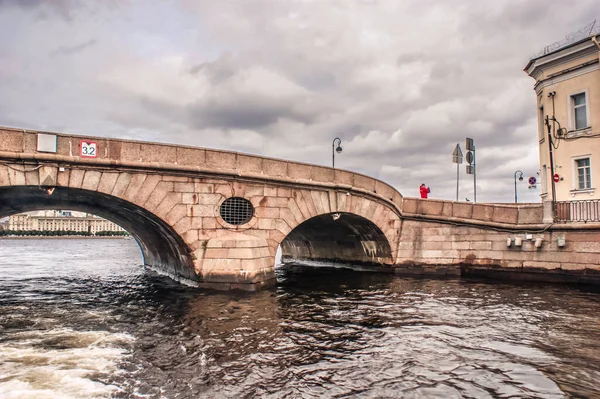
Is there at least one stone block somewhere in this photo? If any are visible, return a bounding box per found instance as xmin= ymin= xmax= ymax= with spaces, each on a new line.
xmin=144 ymin=183 xmax=172 ymax=212
xmin=132 ymin=174 xmax=161 ymax=206
xmin=161 ymin=176 xmax=189 ymax=182
xmin=310 ymin=191 xmax=325 ymax=214
xmin=523 ymin=261 xmax=561 ymax=270
xmin=194 ymin=182 xmax=214 ymax=193
xmin=173 ymin=182 xmax=195 ymax=192
xmin=573 ymin=242 xmax=600 ymax=253
xmin=292 ymin=192 xmax=312 ymax=219
xmin=263 ymin=159 xmax=287 ymax=177
xmin=392 ymin=191 xmax=403 ymax=209
xmin=236 ymin=154 xmax=263 ymax=173
xmin=154 ymin=192 xmax=182 ymax=219
xmin=452 ymin=203 xmax=473 ymax=219
xmin=310 ymin=166 xmax=334 ymax=183
xmin=182 ymin=193 xmax=198 ymax=205
xmin=81 ymin=170 xmax=102 ymax=191
xmin=264 ymin=187 xmax=277 ymax=197
xmin=0 ymin=165 xmax=9 ymax=186
xmin=492 ymin=206 xmax=518 ymax=224
xmin=185 ymin=229 xmax=199 ymax=243
xmin=202 ymin=217 xmax=218 ymax=229
xmin=334 ymin=169 xmax=354 ymax=186
xmin=470 ymin=241 xmax=492 ymax=250
xmin=141 ymin=143 xmax=176 ymax=163
xmin=96 ymin=172 xmax=119 ymax=194
xmin=177 ymin=146 xmax=205 ymax=166
xmin=256 ymin=207 xmax=280 ymax=219
xmin=288 ymin=199 xmax=304 ymax=224
xmin=259 ymin=196 xmax=288 ymax=208
xmin=277 ymin=187 xmax=292 ymax=198
xmin=472 ymin=204 xmax=494 ymax=221
xmin=38 ymin=166 xmax=58 ymax=186
xmin=258 ymin=218 xmax=277 ymax=230
xmin=23 ymin=133 xmax=37 ymax=153
xmin=276 ymin=219 xmax=292 ymax=235
xmin=187 ymin=204 xmax=214 ymax=217
xmin=452 ymin=241 xmax=470 ymax=250
xmin=561 ymin=263 xmax=590 ymax=271
xmin=206 ymin=150 xmax=236 ymax=170
xmin=173 ymin=217 xmax=192 ymax=234
xmin=68 ymin=169 xmax=85 ymax=189
xmin=111 ymin=173 xmax=132 ymax=197
xmin=228 ymin=248 xmax=259 ymax=259
xmin=418 ymin=199 xmax=444 ymax=216
xmin=375 ymin=181 xmax=395 ymax=201
xmin=121 ymin=174 xmax=148 ymax=201
xmin=120 ymin=142 xmax=142 ymax=162
xmin=353 ymin=173 xmax=375 ymax=191
xmin=0 ymin=130 xmax=24 ymax=152
xmin=24 ymin=170 xmax=39 ymax=186
xmin=517 ymin=206 xmax=543 ymax=224
xmin=165 ymin=204 xmax=187 ymax=225
xmin=280 ymin=208 xmax=299 ymax=229
xmin=288 ymin=164 xmax=312 ymax=181
xmin=402 ymin=198 xmax=418 ymax=214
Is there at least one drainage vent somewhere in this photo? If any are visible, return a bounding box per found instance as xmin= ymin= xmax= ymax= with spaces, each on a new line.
xmin=219 ymin=197 xmax=254 ymax=225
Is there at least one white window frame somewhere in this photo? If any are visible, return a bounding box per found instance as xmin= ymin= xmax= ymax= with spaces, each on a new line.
xmin=572 ymin=155 xmax=592 ymax=191
xmin=567 ymin=90 xmax=590 ymax=132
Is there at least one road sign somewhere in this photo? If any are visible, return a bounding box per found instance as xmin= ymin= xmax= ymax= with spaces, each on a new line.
xmin=528 ymin=176 xmax=537 ymax=185
xmin=466 ymin=151 xmax=474 ymax=165
xmin=80 ymin=141 xmax=98 ymax=158
xmin=466 ymin=165 xmax=474 ymax=175
xmin=452 ymin=144 xmax=463 ymax=164
xmin=466 ymin=137 xmax=474 ymax=151
xmin=553 ymin=173 xmax=560 ymax=183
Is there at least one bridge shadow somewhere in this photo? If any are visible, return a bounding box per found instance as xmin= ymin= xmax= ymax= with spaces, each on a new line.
xmin=280 ymin=212 xmax=393 ymax=270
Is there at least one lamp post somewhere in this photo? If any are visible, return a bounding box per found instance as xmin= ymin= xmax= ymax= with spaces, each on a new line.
xmin=514 ymin=170 xmax=524 ymax=203
xmin=332 ymin=138 xmax=342 ymax=168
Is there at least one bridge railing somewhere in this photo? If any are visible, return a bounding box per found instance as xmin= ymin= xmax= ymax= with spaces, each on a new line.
xmin=554 ymin=200 xmax=600 ymax=222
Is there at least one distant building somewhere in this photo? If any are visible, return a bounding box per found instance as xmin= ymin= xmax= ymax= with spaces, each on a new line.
xmin=0 ymin=216 xmax=8 ymax=230
xmin=7 ymin=210 xmax=126 ymax=234
xmin=524 ymin=22 xmax=600 ymax=202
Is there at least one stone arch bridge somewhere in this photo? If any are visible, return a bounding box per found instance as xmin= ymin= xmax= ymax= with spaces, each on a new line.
xmin=1 ymin=127 xmax=599 ymax=290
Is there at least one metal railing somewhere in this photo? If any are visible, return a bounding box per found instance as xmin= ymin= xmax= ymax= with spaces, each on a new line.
xmin=554 ymin=200 xmax=600 ymax=222
xmin=532 ymin=19 xmax=600 ymax=59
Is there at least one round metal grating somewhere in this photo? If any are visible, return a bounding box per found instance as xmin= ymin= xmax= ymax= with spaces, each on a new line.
xmin=219 ymin=197 xmax=254 ymax=225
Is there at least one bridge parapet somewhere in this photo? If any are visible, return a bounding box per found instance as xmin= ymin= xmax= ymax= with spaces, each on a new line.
xmin=0 ymin=127 xmax=403 ymax=211
xmin=402 ymin=198 xmax=545 ymax=227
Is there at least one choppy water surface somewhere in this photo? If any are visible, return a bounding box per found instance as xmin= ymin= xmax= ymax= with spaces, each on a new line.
xmin=1 ymin=239 xmax=599 ymax=398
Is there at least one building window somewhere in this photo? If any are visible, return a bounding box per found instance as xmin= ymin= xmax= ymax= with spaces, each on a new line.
xmin=575 ymin=157 xmax=591 ymax=190
xmin=571 ymin=93 xmax=588 ymax=130
xmin=539 ymin=106 xmax=545 ymax=141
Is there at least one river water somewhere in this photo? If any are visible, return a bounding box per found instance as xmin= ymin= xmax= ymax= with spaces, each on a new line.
xmin=0 ymin=238 xmax=599 ymax=398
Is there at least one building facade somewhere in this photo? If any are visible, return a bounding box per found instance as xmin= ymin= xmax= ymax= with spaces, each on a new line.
xmin=7 ymin=210 xmax=127 ymax=234
xmin=525 ymin=24 xmax=600 ymax=203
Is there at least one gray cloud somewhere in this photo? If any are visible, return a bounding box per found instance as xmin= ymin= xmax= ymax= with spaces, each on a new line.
xmin=51 ymin=39 xmax=97 ymax=56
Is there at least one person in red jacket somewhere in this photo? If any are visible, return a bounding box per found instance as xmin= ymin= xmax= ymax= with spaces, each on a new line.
xmin=419 ymin=183 xmax=430 ymax=199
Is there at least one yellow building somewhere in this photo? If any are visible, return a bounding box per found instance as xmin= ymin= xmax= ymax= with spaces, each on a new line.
xmin=525 ymin=22 xmax=600 ymax=207
xmin=7 ymin=210 xmax=127 ymax=235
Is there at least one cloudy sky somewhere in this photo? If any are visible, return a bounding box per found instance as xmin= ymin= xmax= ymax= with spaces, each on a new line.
xmin=0 ymin=0 xmax=597 ymax=202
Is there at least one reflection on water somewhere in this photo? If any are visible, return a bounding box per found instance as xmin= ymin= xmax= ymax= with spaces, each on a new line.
xmin=0 ymin=238 xmax=599 ymax=398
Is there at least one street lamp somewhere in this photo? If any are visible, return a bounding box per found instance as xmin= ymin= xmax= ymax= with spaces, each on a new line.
xmin=514 ymin=170 xmax=524 ymax=203
xmin=332 ymin=137 xmax=342 ymax=168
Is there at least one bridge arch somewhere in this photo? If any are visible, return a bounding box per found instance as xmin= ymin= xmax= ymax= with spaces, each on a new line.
xmin=0 ymin=185 xmax=196 ymax=281
xmin=280 ymin=212 xmax=394 ymax=267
